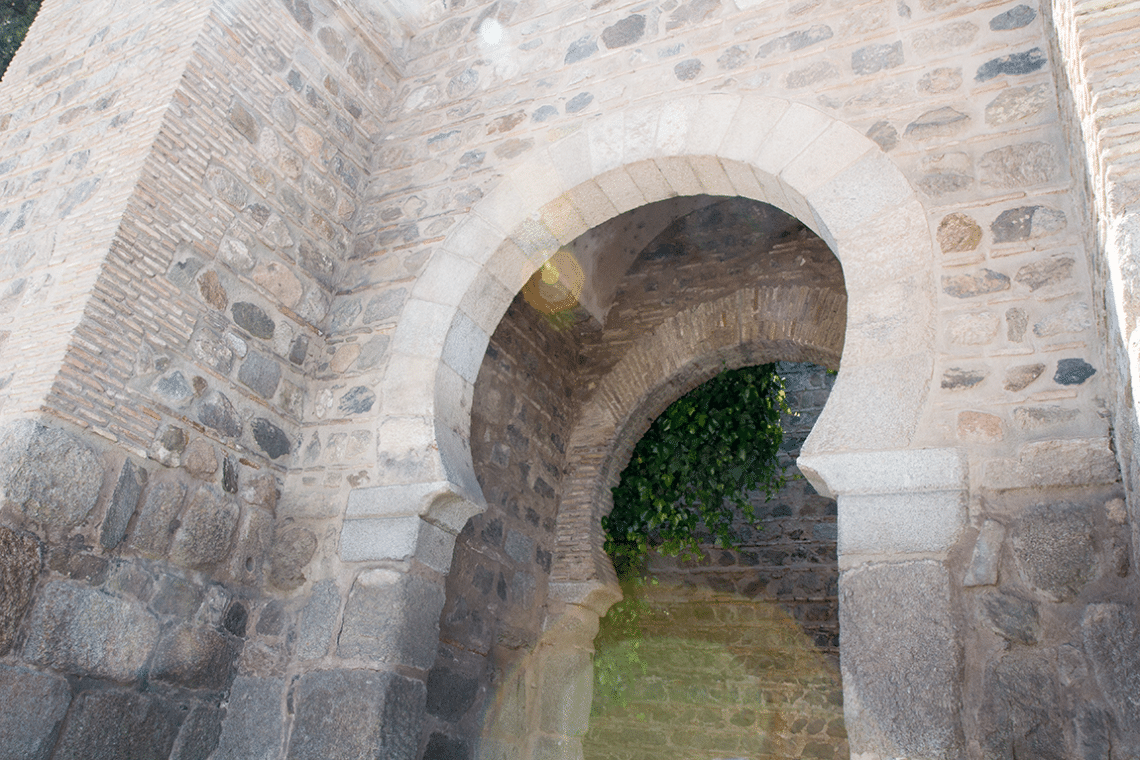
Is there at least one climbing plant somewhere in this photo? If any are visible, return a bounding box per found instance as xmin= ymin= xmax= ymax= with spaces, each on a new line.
xmin=593 ymin=363 xmax=790 ymax=711
xmin=0 ymin=1 xmax=40 ymax=79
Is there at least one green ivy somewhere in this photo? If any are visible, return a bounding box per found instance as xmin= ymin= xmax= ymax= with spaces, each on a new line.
xmin=593 ymin=364 xmax=790 ymax=711
xmin=0 ymin=1 xmax=40 ymax=79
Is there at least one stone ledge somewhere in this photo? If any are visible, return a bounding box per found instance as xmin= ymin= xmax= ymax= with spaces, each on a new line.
xmin=799 ymin=447 xmax=967 ymax=498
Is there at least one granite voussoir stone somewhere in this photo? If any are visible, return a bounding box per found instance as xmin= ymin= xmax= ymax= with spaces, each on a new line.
xmin=170 ymin=487 xmax=240 ymax=569
xmin=1012 ymin=503 xmax=1096 ymax=601
xmin=0 ymin=419 xmax=103 ymax=532
xmin=152 ymin=624 xmax=241 ymax=690
xmin=198 ymin=391 xmax=243 ymax=438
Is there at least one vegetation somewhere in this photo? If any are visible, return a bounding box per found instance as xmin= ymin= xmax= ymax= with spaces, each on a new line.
xmin=593 ymin=363 xmax=790 ymax=711
xmin=1 ymin=1 xmax=40 ymax=79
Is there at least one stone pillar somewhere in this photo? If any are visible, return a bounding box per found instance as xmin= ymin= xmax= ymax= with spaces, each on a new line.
xmin=799 ymin=448 xmax=968 ymax=760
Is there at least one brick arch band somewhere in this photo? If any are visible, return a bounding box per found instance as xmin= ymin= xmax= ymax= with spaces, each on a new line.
xmin=550 ymin=285 xmax=847 ymax=612
xmin=366 ymin=93 xmax=937 ymax=545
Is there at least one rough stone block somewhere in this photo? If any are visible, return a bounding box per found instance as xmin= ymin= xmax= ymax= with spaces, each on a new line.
xmin=1083 ymin=604 xmax=1140 ymax=734
xmin=170 ymin=486 xmax=240 ymax=570
xmin=978 ymin=590 xmax=1041 ymax=644
xmin=295 ymin=578 xmax=340 ymax=660
xmin=0 ymin=525 xmax=40 ymax=655
xmin=152 ymin=624 xmax=241 ymax=690
xmin=839 ymin=561 xmax=962 ymax=759
xmin=337 ymin=569 xmax=444 ymax=669
xmin=22 ymin=581 xmax=159 ymax=682
xmin=0 ymin=419 xmax=103 ymax=532
xmin=0 ymin=663 xmax=71 ymax=760
xmin=268 ymin=524 xmax=317 ymax=590
xmin=979 ymin=652 xmax=1064 ymax=760
xmin=100 ymin=459 xmax=145 ymax=550
xmin=129 ymin=479 xmax=187 ymax=556
xmin=426 ymin=665 xmax=480 ymax=722
xmin=210 ymin=676 xmax=284 ymax=760
xmin=51 ymin=689 xmax=182 ymax=760
xmin=1011 ymin=503 xmax=1096 ymax=601
xmin=286 ymin=669 xmax=425 ymax=760
xmin=838 ymin=490 xmax=965 ymax=556
xmin=963 ymin=519 xmax=1005 ymax=587
xmin=169 ymin=703 xmax=223 ymax=760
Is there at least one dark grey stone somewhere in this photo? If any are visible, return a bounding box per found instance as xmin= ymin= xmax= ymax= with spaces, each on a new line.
xmin=0 ymin=419 xmax=103 ymax=532
xmin=852 ymin=41 xmax=903 ymax=75
xmin=268 ymin=525 xmax=317 ymax=590
xmin=0 ymin=525 xmax=40 ymax=654
xmin=238 ymin=352 xmax=281 ymax=399
xmin=1075 ymin=705 xmax=1113 ymax=760
xmin=976 ymin=47 xmax=1047 ymax=81
xmin=866 ymin=120 xmax=898 ymax=152
xmin=170 ymin=487 xmax=239 ymax=569
xmin=1015 ymin=255 xmax=1074 ymax=290
xmin=601 ymin=15 xmax=645 ymax=48
xmin=717 ymin=45 xmax=748 ymax=69
xmin=991 ymin=4 xmax=1036 ymax=30
xmin=424 ymin=733 xmax=470 ymax=760
xmin=210 ymin=676 xmax=285 ymax=760
xmin=1012 ymin=503 xmax=1095 ymax=601
xmin=339 ymin=386 xmax=376 ymax=415
xmin=223 ymin=601 xmax=247 ymax=637
xmin=153 ymin=625 xmax=241 ymax=690
xmin=363 ymin=287 xmax=406 ymax=324
xmin=286 ymin=669 xmax=425 ymax=760
xmin=289 ymin=334 xmax=309 ymax=365
xmin=169 ymin=703 xmax=223 ymax=760
xmin=229 ymin=101 xmax=258 ymax=143
xmin=222 ymin=455 xmax=238 ymax=494
xmin=168 ymin=256 xmax=204 ymax=290
xmin=198 ymin=391 xmax=243 ymax=438
xmin=532 ymin=105 xmax=558 ymax=122
xmin=328 ymin=298 xmax=362 ymax=331
xmin=51 ymin=689 xmax=181 ymax=760
xmin=980 ymin=652 xmax=1065 ymax=760
xmin=57 ymin=176 xmax=101 ymax=218
xmin=252 ymin=417 xmax=291 ymax=459
xmin=426 ymin=666 xmax=479 ymax=721
xmin=839 ymin=561 xmax=962 ymax=759
xmin=295 ymin=579 xmax=340 ymax=660
xmin=23 ymin=581 xmax=159 ymax=681
xmin=338 ymin=570 xmax=445 ymax=669
xmin=564 ymin=36 xmax=597 ymax=64
xmin=942 ymin=268 xmax=1010 ymax=298
xmin=151 ymin=572 xmax=205 ymax=619
xmin=231 ymin=301 xmax=275 ymax=339
xmin=565 ymin=92 xmax=593 ymax=114
xmin=130 ymin=480 xmax=187 ymax=555
xmin=1083 ymin=604 xmax=1140 ymax=733
xmin=154 ymin=370 xmax=194 ymax=405
xmin=992 ymin=206 xmax=1066 ymax=243
xmin=756 ymin=25 xmax=832 ymax=58
xmin=905 ymin=107 xmax=969 ymax=139
xmin=285 ymin=0 xmax=313 ymax=30
xmin=674 ymin=58 xmax=702 ymax=80
xmin=0 ymin=663 xmax=71 ymax=760
xmin=979 ymin=590 xmax=1041 ymax=644
xmin=1055 ymin=358 xmax=1096 ymax=385
xmin=505 ymin=529 xmax=534 ymax=564
xmin=256 ymin=600 xmax=286 ymax=636
xmin=101 ymin=459 xmax=145 ymax=549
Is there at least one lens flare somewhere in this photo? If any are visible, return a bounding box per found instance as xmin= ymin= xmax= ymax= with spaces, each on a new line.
xmin=522 ymin=248 xmax=584 ymax=316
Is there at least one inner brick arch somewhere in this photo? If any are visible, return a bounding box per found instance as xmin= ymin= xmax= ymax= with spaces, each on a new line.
xmin=373 ymin=92 xmax=939 ymax=533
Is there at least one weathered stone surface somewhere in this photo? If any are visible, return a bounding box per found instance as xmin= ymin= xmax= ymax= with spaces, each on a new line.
xmin=0 ymin=526 xmax=41 ymax=654
xmin=427 ymin=666 xmax=480 ymax=722
xmin=991 ymin=4 xmax=1036 ymax=31
xmin=289 ymin=334 xmax=310 ymax=365
xmin=986 ymin=83 xmax=1051 ymax=125
xmin=198 ymin=391 xmax=243 ymax=438
xmin=154 ymin=370 xmax=195 ymax=407
xmin=992 ymin=206 xmax=1066 ymax=243
xmin=295 ymin=579 xmax=340 ymax=660
xmin=252 ymin=417 xmax=291 ymax=459
xmin=786 ymin=61 xmax=838 ymax=88
xmin=268 ymin=525 xmax=317 ymax=590
xmin=717 ymin=45 xmax=748 ymax=69
xmin=197 ymin=269 xmax=228 ymax=310
xmin=170 ymin=487 xmax=239 ymax=569
xmin=51 ymin=689 xmax=182 ymax=760
xmin=674 ymin=59 xmax=701 ymax=80
xmin=976 ymin=48 xmax=1047 ymax=81
xmin=942 ymin=269 xmax=1009 ymax=298
xmin=0 ymin=419 xmax=103 ymax=532
xmin=756 ymin=25 xmax=832 ymax=58
xmin=911 ymin=21 xmax=977 ymax=56
xmin=183 ymin=438 xmax=219 ymax=478
xmin=1034 ymin=301 xmax=1092 ymax=337
xmin=1013 ymin=405 xmax=1081 ymax=430
xmin=211 ymin=676 xmax=285 ymax=760
xmin=865 ymin=120 xmax=898 ymax=152
xmin=564 ymin=36 xmax=596 ymax=64
xmin=338 ymin=569 xmax=445 ymax=669
xmin=905 ymin=107 xmax=969 ymax=140
xmin=169 ymin=703 xmax=223 ymax=760
xmin=942 ymin=368 xmax=986 ymax=390
xmin=565 ymin=92 xmax=593 ymax=113
xmin=601 ymin=15 xmax=645 ymax=48
xmin=963 ymin=519 xmax=1005 ymax=587
xmin=152 ymin=572 xmax=204 ymax=619
xmin=918 ymin=152 xmax=973 ymax=196
xmin=937 ymin=213 xmax=981 ymax=253
xmin=130 ymin=480 xmax=187 ymax=555
xmin=852 ymin=41 xmax=903 ymax=75
xmin=23 ymin=581 xmax=159 ymax=681
xmin=1004 ymin=363 xmax=1045 ymax=392
xmin=0 ymin=663 xmax=70 ymax=759
xmin=957 ymin=410 xmax=1002 ymax=442
xmin=840 ymin=562 xmax=962 ymax=759
xmin=229 ymin=101 xmax=259 ymax=143
xmin=1083 ymin=604 xmax=1140 ymax=734
xmin=239 ymin=352 xmax=282 ymax=399
xmin=232 ymin=301 xmax=275 ymax=339
xmin=948 ymin=312 xmax=999 ymax=345
xmin=980 ymin=652 xmax=1065 ymax=760
xmin=424 ymin=733 xmax=469 ymax=760
xmin=979 ymin=590 xmax=1041 ymax=644
xmin=918 ymin=67 xmax=962 ymax=93
xmin=100 ymin=459 xmax=145 ymax=549
xmin=192 ymin=329 xmax=236 ymax=373
xmin=1015 ymin=255 xmax=1074 ymax=290
xmin=979 ymin=142 xmax=1059 ymax=188
xmin=1056 ymin=358 xmax=1096 ymax=385
xmin=205 ymin=165 xmax=248 ymax=209
xmin=252 ymin=261 xmax=303 ymax=307
xmin=339 ymin=386 xmax=376 ymax=414
xmin=153 ymin=624 xmax=241 ymax=690
xmin=1006 ymin=308 xmax=1028 ymax=342
xmin=286 ymin=670 xmax=425 ymax=760
xmin=1012 ymin=503 xmax=1096 ymax=601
